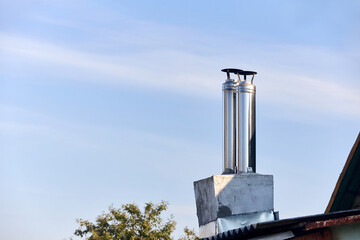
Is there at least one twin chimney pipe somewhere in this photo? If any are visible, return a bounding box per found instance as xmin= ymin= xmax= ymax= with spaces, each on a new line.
xmin=222 ymin=68 xmax=257 ymax=174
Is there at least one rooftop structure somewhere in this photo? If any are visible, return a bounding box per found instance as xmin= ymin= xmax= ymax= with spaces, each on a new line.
xmin=194 ymin=69 xmax=277 ymax=238
xmin=200 ymin=209 xmax=360 ymax=240
xmin=326 ymin=133 xmax=360 ymax=213
xmin=198 ymin=132 xmax=360 ymax=240
xmin=193 ymin=68 xmax=360 ymax=239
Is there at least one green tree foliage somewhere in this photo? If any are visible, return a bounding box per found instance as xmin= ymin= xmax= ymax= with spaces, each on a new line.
xmin=178 ymin=227 xmax=198 ymax=240
xmin=72 ymin=201 xmax=198 ymax=240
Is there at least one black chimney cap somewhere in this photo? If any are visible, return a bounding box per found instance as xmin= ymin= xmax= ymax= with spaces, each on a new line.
xmin=221 ymin=68 xmax=243 ymax=74
xmin=238 ymin=71 xmax=257 ymax=75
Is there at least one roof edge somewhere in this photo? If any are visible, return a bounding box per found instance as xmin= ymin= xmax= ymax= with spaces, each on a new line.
xmin=200 ymin=209 xmax=360 ymax=240
xmin=325 ymin=132 xmax=360 ymax=213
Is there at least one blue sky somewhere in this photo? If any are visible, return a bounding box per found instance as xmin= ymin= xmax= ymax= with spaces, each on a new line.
xmin=0 ymin=0 xmax=359 ymax=239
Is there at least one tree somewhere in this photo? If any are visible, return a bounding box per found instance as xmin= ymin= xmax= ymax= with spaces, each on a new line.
xmin=178 ymin=227 xmax=198 ymax=240
xmin=72 ymin=201 xmax=198 ymax=240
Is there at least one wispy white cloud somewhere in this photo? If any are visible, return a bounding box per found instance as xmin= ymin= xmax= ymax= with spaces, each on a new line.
xmin=1 ymin=33 xmax=359 ymax=119
xmin=0 ymin=103 xmax=216 ymax=160
xmin=0 ymin=33 xmax=220 ymax=95
xmin=260 ymin=71 xmax=360 ymax=118
xmin=0 ymin=121 xmax=45 ymax=134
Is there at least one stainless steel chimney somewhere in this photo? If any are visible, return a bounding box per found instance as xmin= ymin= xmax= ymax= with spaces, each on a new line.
xmin=195 ymin=69 xmax=276 ymax=238
xmin=221 ymin=68 xmax=242 ymax=174
xmin=237 ymin=71 xmax=257 ymax=173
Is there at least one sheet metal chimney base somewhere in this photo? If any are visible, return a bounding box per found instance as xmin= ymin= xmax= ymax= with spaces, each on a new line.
xmin=193 ymin=173 xmax=275 ymax=238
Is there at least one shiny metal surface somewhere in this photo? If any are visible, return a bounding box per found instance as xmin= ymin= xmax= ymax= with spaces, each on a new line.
xmin=217 ymin=211 xmax=276 ymax=234
xmin=198 ymin=211 xmax=277 ymax=238
xmin=222 ymin=78 xmax=238 ymax=174
xmin=237 ymin=81 xmax=256 ymax=173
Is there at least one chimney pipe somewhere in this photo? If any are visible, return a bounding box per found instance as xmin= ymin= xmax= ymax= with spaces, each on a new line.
xmin=237 ymin=71 xmax=257 ymax=173
xmin=221 ymin=68 xmax=257 ymax=174
xmin=221 ymin=68 xmax=242 ymax=174
xmin=194 ymin=70 xmax=276 ymax=238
